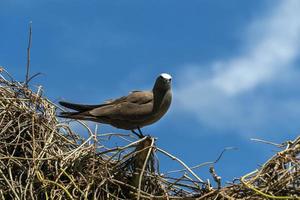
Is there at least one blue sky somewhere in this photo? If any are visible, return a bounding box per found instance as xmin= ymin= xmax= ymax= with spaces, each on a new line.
xmin=1 ymin=0 xmax=300 ymax=183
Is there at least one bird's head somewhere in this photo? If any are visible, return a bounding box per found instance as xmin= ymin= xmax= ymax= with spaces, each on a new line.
xmin=153 ymin=73 xmax=172 ymax=91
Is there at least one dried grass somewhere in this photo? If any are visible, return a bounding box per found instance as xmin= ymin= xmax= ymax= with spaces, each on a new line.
xmin=0 ymin=68 xmax=299 ymax=199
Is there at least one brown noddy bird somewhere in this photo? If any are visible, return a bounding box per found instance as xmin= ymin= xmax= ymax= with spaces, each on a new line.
xmin=58 ymin=73 xmax=172 ymax=137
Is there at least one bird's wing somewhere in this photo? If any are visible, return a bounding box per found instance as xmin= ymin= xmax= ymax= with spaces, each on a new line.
xmin=125 ymin=91 xmax=153 ymax=104
xmin=59 ymin=91 xmax=151 ymax=111
xmin=89 ymin=91 xmax=153 ymax=120
xmin=102 ymin=91 xmax=152 ymax=105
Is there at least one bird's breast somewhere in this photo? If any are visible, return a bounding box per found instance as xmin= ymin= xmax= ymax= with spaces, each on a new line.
xmin=143 ymin=90 xmax=172 ymax=126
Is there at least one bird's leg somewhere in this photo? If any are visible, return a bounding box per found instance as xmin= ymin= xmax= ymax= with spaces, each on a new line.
xmin=131 ymin=130 xmax=138 ymax=137
xmin=137 ymin=127 xmax=144 ymax=137
xmin=131 ymin=127 xmax=144 ymax=138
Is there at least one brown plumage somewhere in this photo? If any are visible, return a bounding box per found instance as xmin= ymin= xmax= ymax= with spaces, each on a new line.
xmin=58 ymin=73 xmax=172 ymax=133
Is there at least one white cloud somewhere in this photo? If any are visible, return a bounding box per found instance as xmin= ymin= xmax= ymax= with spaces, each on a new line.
xmin=175 ymin=0 xmax=300 ymax=134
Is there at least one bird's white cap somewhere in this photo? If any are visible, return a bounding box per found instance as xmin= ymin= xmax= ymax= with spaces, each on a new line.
xmin=160 ymin=73 xmax=172 ymax=80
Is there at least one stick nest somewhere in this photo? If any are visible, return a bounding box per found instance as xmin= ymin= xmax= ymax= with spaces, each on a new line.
xmin=0 ymin=69 xmax=299 ymax=200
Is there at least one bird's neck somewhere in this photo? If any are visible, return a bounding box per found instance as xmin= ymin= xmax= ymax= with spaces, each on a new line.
xmin=152 ymin=87 xmax=167 ymax=112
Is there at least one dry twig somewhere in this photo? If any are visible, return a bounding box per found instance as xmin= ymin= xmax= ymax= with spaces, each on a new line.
xmin=0 ymin=68 xmax=299 ymax=199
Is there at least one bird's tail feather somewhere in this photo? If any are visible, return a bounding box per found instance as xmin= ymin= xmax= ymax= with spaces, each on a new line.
xmin=57 ymin=111 xmax=80 ymax=118
xmin=59 ymin=101 xmax=102 ymax=111
xmin=58 ymin=111 xmax=100 ymax=123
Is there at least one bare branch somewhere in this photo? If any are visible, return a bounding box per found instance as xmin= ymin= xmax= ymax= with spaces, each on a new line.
xmin=25 ymin=21 xmax=32 ymax=87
